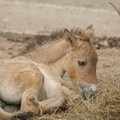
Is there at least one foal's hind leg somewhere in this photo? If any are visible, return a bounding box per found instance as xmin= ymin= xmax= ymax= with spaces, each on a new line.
xmin=0 ymin=88 xmax=78 ymax=120
xmin=17 ymin=92 xmax=67 ymax=119
xmin=0 ymin=89 xmax=43 ymax=120
xmin=0 ymin=63 xmax=45 ymax=120
xmin=20 ymin=89 xmax=42 ymax=114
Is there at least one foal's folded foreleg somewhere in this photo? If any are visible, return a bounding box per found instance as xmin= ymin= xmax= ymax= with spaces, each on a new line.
xmin=31 ymin=96 xmax=67 ymax=114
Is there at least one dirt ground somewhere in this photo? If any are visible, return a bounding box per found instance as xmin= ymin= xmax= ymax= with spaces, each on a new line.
xmin=0 ymin=0 xmax=120 ymax=120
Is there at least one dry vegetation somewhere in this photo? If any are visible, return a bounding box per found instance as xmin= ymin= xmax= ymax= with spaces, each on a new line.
xmin=33 ymin=81 xmax=120 ymax=120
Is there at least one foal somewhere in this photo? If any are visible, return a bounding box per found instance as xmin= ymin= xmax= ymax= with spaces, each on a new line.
xmin=0 ymin=25 xmax=98 ymax=119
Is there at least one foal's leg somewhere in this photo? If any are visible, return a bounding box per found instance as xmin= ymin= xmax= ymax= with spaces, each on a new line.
xmin=30 ymin=87 xmax=80 ymax=114
xmin=0 ymin=88 xmax=78 ymax=120
xmin=20 ymin=89 xmax=42 ymax=114
xmin=62 ymin=86 xmax=80 ymax=100
xmin=13 ymin=92 xmax=67 ymax=119
xmin=0 ymin=88 xmax=43 ymax=119
xmin=0 ymin=63 xmax=44 ymax=120
xmin=0 ymin=89 xmax=43 ymax=120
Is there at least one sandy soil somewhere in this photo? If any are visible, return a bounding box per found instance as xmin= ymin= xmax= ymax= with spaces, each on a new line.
xmin=0 ymin=0 xmax=120 ymax=36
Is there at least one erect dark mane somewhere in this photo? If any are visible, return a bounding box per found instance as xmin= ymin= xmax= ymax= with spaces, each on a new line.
xmin=50 ymin=27 xmax=82 ymax=40
xmin=33 ymin=27 xmax=83 ymax=47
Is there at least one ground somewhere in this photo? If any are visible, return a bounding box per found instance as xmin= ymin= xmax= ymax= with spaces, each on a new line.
xmin=0 ymin=0 xmax=120 ymax=36
xmin=0 ymin=0 xmax=120 ymax=120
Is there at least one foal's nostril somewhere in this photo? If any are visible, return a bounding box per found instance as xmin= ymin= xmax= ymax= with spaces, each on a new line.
xmin=81 ymin=89 xmax=95 ymax=100
xmin=80 ymin=84 xmax=97 ymax=100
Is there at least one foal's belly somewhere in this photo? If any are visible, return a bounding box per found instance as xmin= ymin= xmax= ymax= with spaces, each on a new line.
xmin=0 ymin=86 xmax=21 ymax=104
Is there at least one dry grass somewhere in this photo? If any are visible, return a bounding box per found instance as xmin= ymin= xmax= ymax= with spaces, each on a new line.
xmin=32 ymin=80 xmax=120 ymax=120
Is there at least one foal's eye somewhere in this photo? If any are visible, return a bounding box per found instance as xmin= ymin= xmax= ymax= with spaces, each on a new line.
xmin=78 ymin=60 xmax=86 ymax=66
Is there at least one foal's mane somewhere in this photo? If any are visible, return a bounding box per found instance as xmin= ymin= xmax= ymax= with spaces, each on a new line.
xmin=39 ymin=27 xmax=92 ymax=49
xmin=50 ymin=27 xmax=82 ymax=41
xmin=38 ymin=27 xmax=83 ymax=47
xmin=12 ymin=28 xmax=83 ymax=57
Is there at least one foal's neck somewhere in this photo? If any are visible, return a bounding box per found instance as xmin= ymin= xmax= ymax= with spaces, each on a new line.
xmin=49 ymin=41 xmax=70 ymax=77
xmin=25 ymin=39 xmax=69 ymax=64
xmin=49 ymin=48 xmax=73 ymax=89
xmin=47 ymin=39 xmax=69 ymax=64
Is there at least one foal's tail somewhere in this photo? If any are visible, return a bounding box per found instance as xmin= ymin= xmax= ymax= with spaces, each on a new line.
xmin=0 ymin=107 xmax=33 ymax=120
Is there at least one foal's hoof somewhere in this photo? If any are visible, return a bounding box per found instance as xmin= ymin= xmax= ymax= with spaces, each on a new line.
xmin=58 ymin=103 xmax=68 ymax=112
xmin=14 ymin=112 xmax=33 ymax=120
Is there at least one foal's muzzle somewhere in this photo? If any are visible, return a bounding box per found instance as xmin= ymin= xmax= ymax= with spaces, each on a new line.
xmin=80 ymin=84 xmax=97 ymax=100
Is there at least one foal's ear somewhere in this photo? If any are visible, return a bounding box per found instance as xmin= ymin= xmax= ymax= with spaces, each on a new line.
xmin=64 ymin=29 xmax=77 ymax=47
xmin=84 ymin=24 xmax=94 ymax=40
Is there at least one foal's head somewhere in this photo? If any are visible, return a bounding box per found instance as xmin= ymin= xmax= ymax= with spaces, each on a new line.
xmin=63 ymin=25 xmax=98 ymax=99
